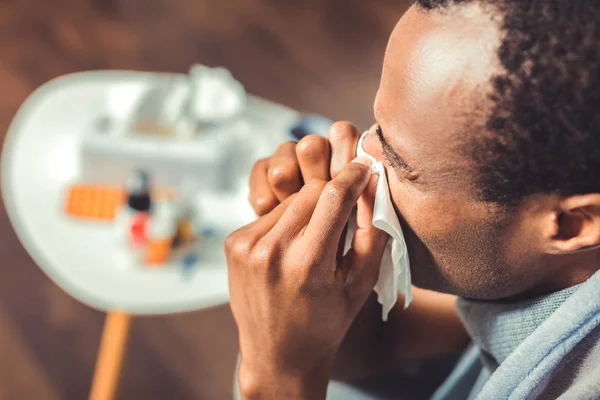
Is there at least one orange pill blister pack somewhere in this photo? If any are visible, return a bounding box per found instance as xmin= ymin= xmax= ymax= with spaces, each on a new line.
xmin=65 ymin=185 xmax=126 ymax=221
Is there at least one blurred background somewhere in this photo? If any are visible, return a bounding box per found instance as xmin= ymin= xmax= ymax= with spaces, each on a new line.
xmin=0 ymin=0 xmax=411 ymax=398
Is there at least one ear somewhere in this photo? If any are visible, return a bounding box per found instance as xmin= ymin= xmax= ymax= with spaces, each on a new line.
xmin=547 ymin=194 xmax=600 ymax=254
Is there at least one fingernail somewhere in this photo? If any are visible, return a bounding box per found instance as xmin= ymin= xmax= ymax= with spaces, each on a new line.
xmin=352 ymin=156 xmax=373 ymax=167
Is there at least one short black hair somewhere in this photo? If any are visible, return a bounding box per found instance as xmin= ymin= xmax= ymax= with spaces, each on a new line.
xmin=418 ymin=0 xmax=600 ymax=205
xmin=418 ymin=0 xmax=472 ymax=10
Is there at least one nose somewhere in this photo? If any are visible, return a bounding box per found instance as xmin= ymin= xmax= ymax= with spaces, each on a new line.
xmin=358 ymin=125 xmax=384 ymax=161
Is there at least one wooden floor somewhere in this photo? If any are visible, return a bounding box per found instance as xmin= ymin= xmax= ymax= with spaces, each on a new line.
xmin=0 ymin=0 xmax=410 ymax=398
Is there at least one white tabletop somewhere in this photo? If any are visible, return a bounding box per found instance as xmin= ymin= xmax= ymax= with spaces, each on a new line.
xmin=1 ymin=70 xmax=299 ymax=314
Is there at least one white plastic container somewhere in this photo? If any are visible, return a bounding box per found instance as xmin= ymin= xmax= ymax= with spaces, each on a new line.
xmin=79 ymin=67 xmax=249 ymax=193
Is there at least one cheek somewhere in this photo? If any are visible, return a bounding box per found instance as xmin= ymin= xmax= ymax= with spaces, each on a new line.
xmin=389 ymin=183 xmax=467 ymax=269
xmin=388 ymin=181 xmax=516 ymax=297
xmin=389 ymin=184 xmax=466 ymax=240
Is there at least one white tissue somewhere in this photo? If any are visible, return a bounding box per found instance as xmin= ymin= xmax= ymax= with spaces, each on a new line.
xmin=355 ymin=131 xmax=412 ymax=321
xmin=188 ymin=65 xmax=247 ymax=123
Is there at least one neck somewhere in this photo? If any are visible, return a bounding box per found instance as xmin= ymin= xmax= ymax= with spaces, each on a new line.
xmin=514 ymin=250 xmax=600 ymax=301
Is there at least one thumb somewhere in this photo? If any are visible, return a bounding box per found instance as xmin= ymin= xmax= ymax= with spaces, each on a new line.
xmin=356 ymin=173 xmax=379 ymax=230
xmin=341 ymin=174 xmax=389 ymax=305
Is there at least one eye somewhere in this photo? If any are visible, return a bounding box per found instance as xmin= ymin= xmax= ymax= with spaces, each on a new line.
xmin=375 ymin=124 xmax=395 ymax=166
xmin=374 ymin=123 xmax=419 ymax=181
xmin=375 ymin=124 xmax=384 ymax=140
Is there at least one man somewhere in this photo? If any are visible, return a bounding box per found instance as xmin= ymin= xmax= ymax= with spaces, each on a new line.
xmin=226 ymin=0 xmax=600 ymax=398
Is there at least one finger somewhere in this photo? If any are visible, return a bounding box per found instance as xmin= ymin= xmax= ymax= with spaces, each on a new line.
xmin=302 ymin=158 xmax=373 ymax=260
xmin=295 ymin=134 xmax=331 ymax=183
xmin=356 ymin=172 xmax=379 ymax=229
xmin=267 ymin=142 xmax=303 ymax=202
xmin=249 ymin=158 xmax=279 ymax=216
xmin=340 ymin=240 xmax=387 ymax=310
xmin=336 ymin=205 xmax=360 ymax=259
xmin=328 ymin=122 xmax=361 ymax=179
xmin=225 ymin=195 xmax=295 ymax=266
xmin=246 ymin=193 xmax=297 ymax=237
xmin=265 ymin=180 xmax=327 ymax=243
xmin=341 ymin=174 xmax=389 ymax=299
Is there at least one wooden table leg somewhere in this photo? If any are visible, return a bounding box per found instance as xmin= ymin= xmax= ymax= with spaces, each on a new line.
xmin=89 ymin=311 xmax=132 ymax=400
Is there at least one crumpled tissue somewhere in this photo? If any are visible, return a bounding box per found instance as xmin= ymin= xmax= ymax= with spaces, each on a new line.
xmin=351 ymin=130 xmax=412 ymax=321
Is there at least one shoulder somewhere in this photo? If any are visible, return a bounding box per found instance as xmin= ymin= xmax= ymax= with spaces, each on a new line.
xmin=538 ymin=326 xmax=600 ymax=399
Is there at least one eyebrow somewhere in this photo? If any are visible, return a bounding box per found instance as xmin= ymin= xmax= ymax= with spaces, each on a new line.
xmin=375 ymin=125 xmax=415 ymax=175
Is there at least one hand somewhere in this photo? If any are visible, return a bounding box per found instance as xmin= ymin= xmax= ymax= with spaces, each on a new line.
xmin=226 ymin=157 xmax=388 ymax=399
xmin=248 ymin=122 xmax=362 ymax=216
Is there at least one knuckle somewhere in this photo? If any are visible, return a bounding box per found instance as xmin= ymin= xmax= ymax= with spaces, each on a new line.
xmin=279 ymin=192 xmax=299 ymax=213
xmin=224 ymin=231 xmax=238 ymax=254
xmin=256 ymin=157 xmax=270 ymax=168
xmin=251 ymin=241 xmax=280 ymax=266
xmin=303 ymin=178 xmax=328 ymax=193
xmin=328 ymin=121 xmax=357 ymax=143
xmin=296 ymin=135 xmax=329 ymax=160
xmin=252 ymin=196 xmax=275 ymax=215
xmin=248 ymin=241 xmax=283 ymax=284
xmin=224 ymin=232 xmax=254 ymax=262
xmin=249 ymin=158 xmax=269 ymax=186
xmin=277 ymin=141 xmax=297 ymax=153
xmin=323 ymin=181 xmax=355 ymax=208
xmin=268 ymin=161 xmax=299 ymax=189
xmin=250 ymin=158 xmax=269 ymax=176
xmin=349 ymin=162 xmax=371 ymax=178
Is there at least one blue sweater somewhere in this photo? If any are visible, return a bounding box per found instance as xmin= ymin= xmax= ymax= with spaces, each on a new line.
xmin=433 ymin=270 xmax=600 ymax=399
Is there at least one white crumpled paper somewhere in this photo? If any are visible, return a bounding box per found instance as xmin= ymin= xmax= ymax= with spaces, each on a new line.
xmin=353 ymin=131 xmax=412 ymax=321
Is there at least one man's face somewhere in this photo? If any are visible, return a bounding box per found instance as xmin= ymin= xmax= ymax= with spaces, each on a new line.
xmin=363 ymin=4 xmax=550 ymax=299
